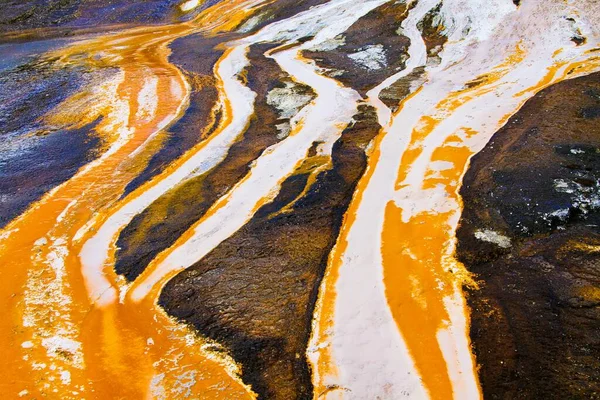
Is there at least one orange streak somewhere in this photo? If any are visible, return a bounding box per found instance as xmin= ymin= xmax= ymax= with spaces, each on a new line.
xmin=0 ymin=1 xmax=275 ymax=397
xmin=381 ymin=48 xmax=600 ymax=399
xmin=381 ymin=204 xmax=456 ymax=398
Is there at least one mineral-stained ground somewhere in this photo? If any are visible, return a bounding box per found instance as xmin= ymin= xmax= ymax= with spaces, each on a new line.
xmin=0 ymin=0 xmax=599 ymax=399
xmin=457 ymin=72 xmax=600 ymax=399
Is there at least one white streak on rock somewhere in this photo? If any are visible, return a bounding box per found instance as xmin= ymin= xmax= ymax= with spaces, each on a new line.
xmin=180 ymin=0 xmax=201 ymax=12
xmin=136 ymin=75 xmax=159 ymax=122
xmin=80 ymin=45 xmax=255 ymax=307
xmin=129 ymin=0 xmax=388 ymax=303
xmin=348 ymin=44 xmax=388 ymax=70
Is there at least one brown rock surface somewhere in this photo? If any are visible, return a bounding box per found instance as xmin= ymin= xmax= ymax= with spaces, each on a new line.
xmin=457 ymin=72 xmax=600 ymax=399
xmin=115 ymin=42 xmax=314 ymax=280
xmin=159 ymin=104 xmax=381 ymax=399
xmin=303 ymin=1 xmax=410 ymax=96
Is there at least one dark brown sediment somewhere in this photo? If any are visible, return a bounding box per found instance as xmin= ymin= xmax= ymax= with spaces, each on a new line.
xmin=121 ymin=33 xmax=226 ymax=196
xmin=303 ymin=1 xmax=411 ymax=96
xmin=416 ymin=1 xmax=447 ymax=58
xmin=115 ymin=43 xmax=314 ymax=280
xmin=379 ymin=65 xmax=426 ymax=112
xmin=457 ymin=72 xmax=600 ymax=399
xmin=159 ymin=104 xmax=381 ymax=399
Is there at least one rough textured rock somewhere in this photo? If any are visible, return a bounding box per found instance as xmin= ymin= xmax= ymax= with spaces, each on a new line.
xmin=160 ymin=105 xmax=381 ymax=399
xmin=115 ymin=43 xmax=315 ymax=280
xmin=457 ymin=71 xmax=600 ymax=399
xmin=303 ymin=1 xmax=411 ymax=96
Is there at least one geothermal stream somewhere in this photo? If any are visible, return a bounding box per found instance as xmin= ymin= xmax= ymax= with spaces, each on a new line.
xmin=0 ymin=0 xmax=271 ymax=398
xmin=128 ymin=0 xmax=389 ymax=301
xmin=1 ymin=0 xmax=600 ymax=398
xmin=308 ymin=0 xmax=600 ymax=399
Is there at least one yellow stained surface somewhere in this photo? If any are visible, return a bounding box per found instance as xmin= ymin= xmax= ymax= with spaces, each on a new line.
xmin=3 ymin=0 xmax=600 ymax=398
xmin=380 ymin=53 xmax=600 ymax=399
xmin=311 ymin=40 xmax=600 ymax=399
xmin=0 ymin=1 xmax=269 ymax=398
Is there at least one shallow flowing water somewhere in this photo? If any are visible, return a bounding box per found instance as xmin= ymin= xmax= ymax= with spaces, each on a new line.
xmin=1 ymin=0 xmax=600 ymax=398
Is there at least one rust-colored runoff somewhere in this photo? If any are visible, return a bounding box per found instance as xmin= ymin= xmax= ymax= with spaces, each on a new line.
xmin=0 ymin=0 xmax=270 ymax=397
xmin=3 ymin=0 xmax=600 ymax=397
xmin=379 ymin=50 xmax=600 ymax=399
xmin=310 ymin=39 xmax=600 ymax=399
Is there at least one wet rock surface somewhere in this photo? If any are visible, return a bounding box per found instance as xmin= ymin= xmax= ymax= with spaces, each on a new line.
xmin=3 ymin=0 xmax=600 ymax=398
xmin=0 ymin=0 xmax=181 ymax=33
xmin=0 ymin=60 xmax=106 ymax=227
xmin=115 ymin=42 xmax=315 ymax=281
xmin=160 ymin=105 xmax=381 ymax=399
xmin=303 ymin=1 xmax=410 ymax=96
xmin=457 ymin=72 xmax=600 ymax=399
